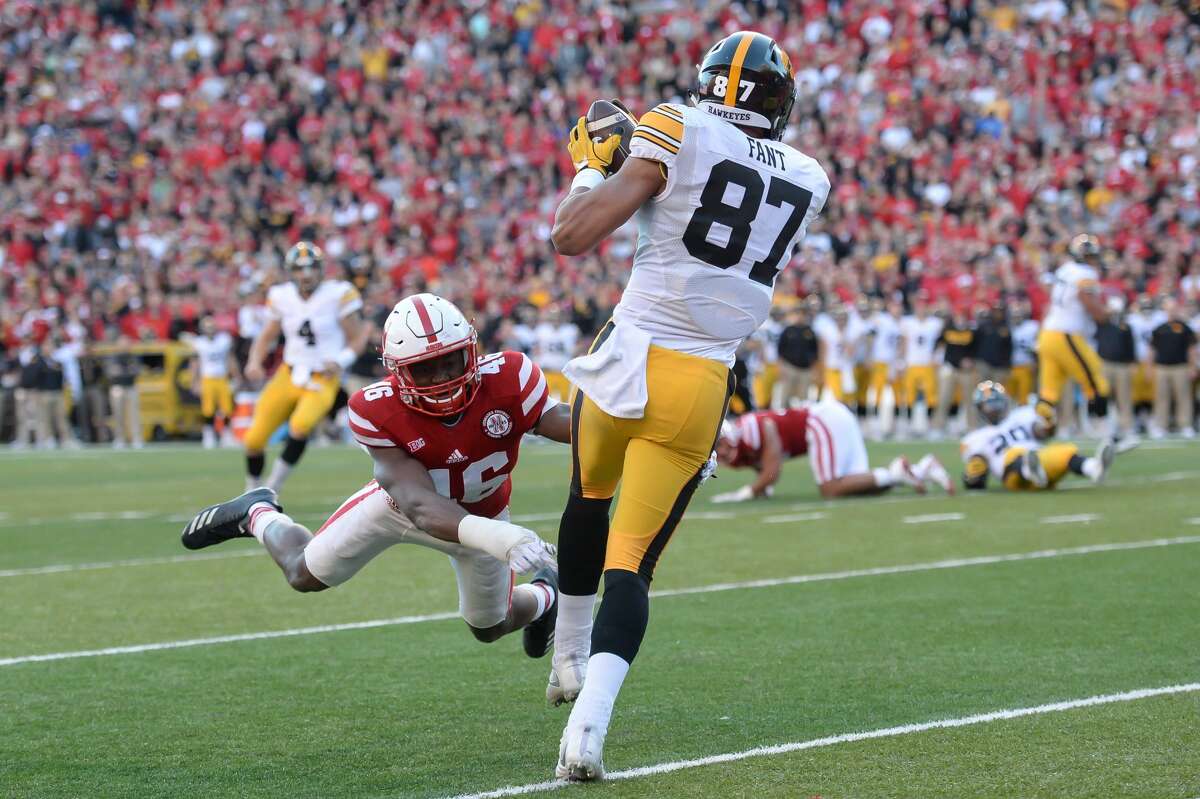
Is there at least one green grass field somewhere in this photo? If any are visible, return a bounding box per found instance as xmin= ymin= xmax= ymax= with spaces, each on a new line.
xmin=2 ymin=438 xmax=1198 ymax=798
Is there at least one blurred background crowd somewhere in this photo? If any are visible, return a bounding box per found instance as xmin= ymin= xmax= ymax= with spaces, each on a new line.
xmin=1 ymin=0 xmax=1199 ymax=447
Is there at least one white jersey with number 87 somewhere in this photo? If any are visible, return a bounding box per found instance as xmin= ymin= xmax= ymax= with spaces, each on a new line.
xmin=618 ymin=102 xmax=831 ymax=365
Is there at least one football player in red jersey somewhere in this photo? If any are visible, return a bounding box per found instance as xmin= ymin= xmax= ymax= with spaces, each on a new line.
xmin=181 ymin=294 xmax=569 ymax=656
xmin=711 ymin=399 xmax=954 ymax=501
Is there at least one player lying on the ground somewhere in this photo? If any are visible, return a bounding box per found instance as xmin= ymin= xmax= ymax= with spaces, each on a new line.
xmin=711 ymin=398 xmax=954 ymax=501
xmin=960 ymin=381 xmax=1114 ymax=491
xmin=182 ymin=294 xmax=567 ymax=655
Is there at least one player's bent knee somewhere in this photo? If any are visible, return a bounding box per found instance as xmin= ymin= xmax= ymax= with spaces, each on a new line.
xmin=285 ymin=557 xmax=329 ymax=592
xmin=466 ymin=621 xmax=507 ymax=644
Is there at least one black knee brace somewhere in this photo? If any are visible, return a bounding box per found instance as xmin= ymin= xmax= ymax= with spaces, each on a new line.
xmin=1087 ymin=395 xmax=1109 ymax=418
xmin=556 ymin=493 xmax=612 ymax=596
xmin=591 ymin=569 xmax=650 ymax=664
xmin=281 ymin=435 xmax=308 ymax=466
xmin=246 ymin=453 xmax=265 ymax=478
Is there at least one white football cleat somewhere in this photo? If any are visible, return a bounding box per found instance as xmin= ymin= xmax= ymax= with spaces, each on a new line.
xmin=547 ymin=656 xmax=586 ymax=706
xmin=914 ymin=454 xmax=955 ymax=495
xmin=1088 ymin=440 xmax=1115 ymax=484
xmin=556 ymin=723 xmax=606 ymax=782
xmin=888 ymin=456 xmax=926 ymax=493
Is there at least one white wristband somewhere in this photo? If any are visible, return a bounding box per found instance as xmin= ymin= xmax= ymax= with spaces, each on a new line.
xmin=458 ymin=514 xmax=526 ymax=562
xmin=570 ymin=167 xmax=604 ymax=192
xmin=334 ymin=347 xmax=357 ymax=370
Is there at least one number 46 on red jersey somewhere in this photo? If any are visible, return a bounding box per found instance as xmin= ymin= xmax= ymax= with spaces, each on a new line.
xmin=345 ymin=351 xmax=556 ymax=519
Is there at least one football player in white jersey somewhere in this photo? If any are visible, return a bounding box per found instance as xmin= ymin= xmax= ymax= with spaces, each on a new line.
xmin=866 ymin=298 xmax=903 ymax=435
xmin=1008 ymin=301 xmax=1040 ymax=404
xmin=186 ymin=316 xmax=239 ymax=449
xmin=961 ymin=381 xmax=1113 ymax=491
xmin=548 ymin=31 xmax=829 ymax=780
xmin=816 ymin=304 xmax=860 ymax=405
xmin=1127 ymin=294 xmax=1167 ymax=417
xmin=242 ymin=242 xmax=368 ymax=493
xmin=1035 ymin=234 xmax=1112 ymax=433
xmin=533 ymin=305 xmax=581 ymax=402
xmin=898 ymin=292 xmax=944 ymax=433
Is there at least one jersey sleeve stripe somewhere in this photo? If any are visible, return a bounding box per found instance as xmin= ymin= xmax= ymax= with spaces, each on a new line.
xmin=517 ymin=353 xmax=534 ymax=389
xmin=339 ymin=294 xmax=364 ymax=317
xmin=347 ymin=407 xmax=379 ymax=432
xmin=638 ymin=110 xmax=684 ymax=144
xmin=652 ymin=103 xmax=684 ymax=121
xmin=353 ymin=431 xmax=396 ymax=448
xmin=631 ymin=130 xmax=680 ymax=155
xmin=521 ymin=372 xmax=549 ymax=416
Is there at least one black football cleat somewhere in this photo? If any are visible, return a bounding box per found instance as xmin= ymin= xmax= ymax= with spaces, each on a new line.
xmin=522 ymin=566 xmax=559 ymax=659
xmin=181 ymin=487 xmax=281 ymax=550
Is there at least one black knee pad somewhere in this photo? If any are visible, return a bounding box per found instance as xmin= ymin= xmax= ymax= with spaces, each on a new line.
xmin=556 ymin=493 xmax=611 ymax=596
xmin=1088 ymin=395 xmax=1108 ymax=418
xmin=591 ymin=569 xmax=650 ymax=664
xmin=246 ymin=453 xmax=265 ymax=478
xmin=281 ymin=435 xmax=308 ymax=465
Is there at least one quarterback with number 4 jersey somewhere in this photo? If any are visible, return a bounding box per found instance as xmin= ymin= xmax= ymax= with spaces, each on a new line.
xmin=549 ymin=30 xmax=830 ymax=781
xmin=182 ymin=293 xmax=572 ymax=660
xmin=241 ymin=241 xmax=368 ymax=494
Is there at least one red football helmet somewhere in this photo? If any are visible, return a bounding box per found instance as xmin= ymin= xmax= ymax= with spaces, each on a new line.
xmin=381 ymin=293 xmax=479 ymax=417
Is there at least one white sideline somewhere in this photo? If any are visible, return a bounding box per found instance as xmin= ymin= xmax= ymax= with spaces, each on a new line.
xmin=440 ymin=682 xmax=1200 ymax=799
xmin=3 ymin=535 xmax=1198 ymax=667
xmin=0 ymin=549 xmax=262 ymax=578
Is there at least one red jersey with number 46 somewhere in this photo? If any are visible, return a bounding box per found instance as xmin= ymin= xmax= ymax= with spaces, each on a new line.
xmin=346 ymin=351 xmax=556 ymax=518
xmin=727 ymin=408 xmax=810 ymax=467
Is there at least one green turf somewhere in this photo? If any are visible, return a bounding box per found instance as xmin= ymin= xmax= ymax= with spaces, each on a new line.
xmin=1 ymin=439 xmax=1197 ymax=798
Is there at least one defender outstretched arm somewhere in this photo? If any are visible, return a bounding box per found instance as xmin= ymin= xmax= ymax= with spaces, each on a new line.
xmin=750 ymin=419 xmax=784 ymax=497
xmin=370 ymin=446 xmax=555 ymax=574
xmin=551 ymin=157 xmax=665 ymax=255
xmin=371 ymin=445 xmax=468 ymax=539
xmin=533 ymin=403 xmax=572 ymax=443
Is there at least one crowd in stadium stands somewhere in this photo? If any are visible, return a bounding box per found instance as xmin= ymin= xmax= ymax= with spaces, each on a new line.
xmin=1 ymin=0 xmax=1199 ymax=447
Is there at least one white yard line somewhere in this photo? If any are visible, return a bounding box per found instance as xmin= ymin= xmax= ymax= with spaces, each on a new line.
xmin=902 ymin=513 xmax=966 ymax=524
xmin=1041 ymin=514 xmax=1100 ymax=525
xmin=0 ymin=549 xmax=262 ymax=578
xmin=1187 ymin=518 xmax=1200 ymax=526
xmin=763 ymin=512 xmax=829 ymax=524
xmin=0 ymin=612 xmax=461 ymax=666
xmin=4 ymin=535 xmax=1197 ymax=667
xmin=440 ymin=682 xmax=1200 ymax=799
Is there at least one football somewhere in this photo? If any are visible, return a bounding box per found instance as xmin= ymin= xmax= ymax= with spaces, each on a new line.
xmin=585 ymin=99 xmax=637 ymax=173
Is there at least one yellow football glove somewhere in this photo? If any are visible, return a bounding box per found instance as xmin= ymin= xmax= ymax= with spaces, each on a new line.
xmin=567 ymin=116 xmax=622 ymax=176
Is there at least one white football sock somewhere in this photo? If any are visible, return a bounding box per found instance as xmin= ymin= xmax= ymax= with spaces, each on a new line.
xmin=567 ymin=651 xmax=629 ymax=735
xmin=554 ymin=593 xmax=596 ymax=664
xmin=1081 ymin=457 xmax=1102 ymax=481
xmin=202 ymin=426 xmax=217 ymax=449
xmin=872 ymin=466 xmax=894 ymax=488
xmin=513 ymin=581 xmax=555 ymax=622
xmin=245 ymin=502 xmax=288 ymax=543
xmin=265 ymin=459 xmax=293 ymax=493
